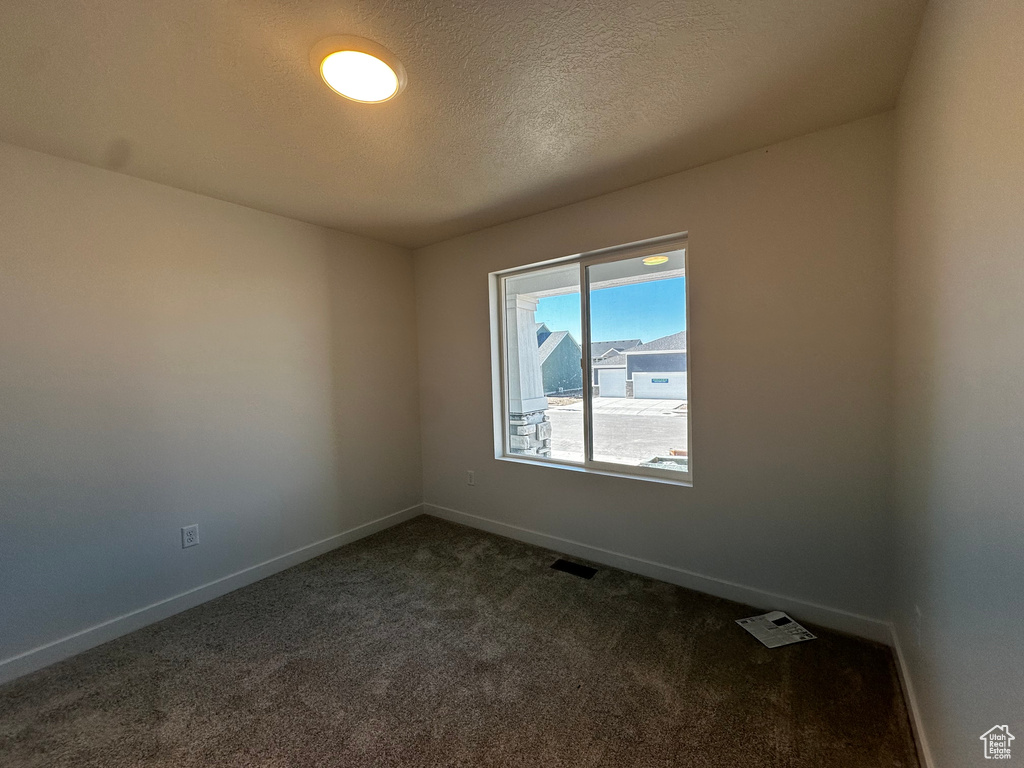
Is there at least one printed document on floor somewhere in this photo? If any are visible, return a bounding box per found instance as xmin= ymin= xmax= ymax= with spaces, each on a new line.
xmin=736 ymin=611 xmax=816 ymax=648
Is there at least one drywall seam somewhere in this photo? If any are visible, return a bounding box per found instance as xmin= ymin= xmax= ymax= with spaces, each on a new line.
xmin=0 ymin=504 xmax=424 ymax=686
xmin=889 ymin=622 xmax=935 ymax=768
xmin=425 ymin=503 xmax=892 ymax=644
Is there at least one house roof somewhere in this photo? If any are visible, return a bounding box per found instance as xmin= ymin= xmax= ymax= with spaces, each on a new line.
xmin=594 ymin=354 xmax=627 ymax=368
xmin=593 ymin=331 xmax=686 ymax=368
xmin=632 ymin=331 xmax=687 ymax=353
xmin=590 ymin=339 xmax=641 ymax=359
xmin=538 ymin=330 xmax=579 ymax=365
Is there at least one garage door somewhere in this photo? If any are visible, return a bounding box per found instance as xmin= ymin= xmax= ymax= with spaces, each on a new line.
xmin=598 ymin=368 xmax=626 ymax=398
xmin=633 ymin=372 xmax=687 ymax=399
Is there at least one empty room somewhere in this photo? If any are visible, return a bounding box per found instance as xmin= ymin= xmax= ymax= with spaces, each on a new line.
xmin=1 ymin=1 xmax=1020 ymax=766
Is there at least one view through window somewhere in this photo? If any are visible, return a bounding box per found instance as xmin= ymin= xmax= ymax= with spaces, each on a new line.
xmin=498 ymin=240 xmax=689 ymax=481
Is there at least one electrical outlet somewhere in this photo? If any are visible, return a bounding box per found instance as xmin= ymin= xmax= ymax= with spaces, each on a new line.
xmin=181 ymin=524 xmax=199 ymax=548
xmin=466 ymin=470 xmax=475 ymax=486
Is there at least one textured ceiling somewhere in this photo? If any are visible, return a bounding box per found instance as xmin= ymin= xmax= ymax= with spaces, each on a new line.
xmin=0 ymin=0 xmax=926 ymax=248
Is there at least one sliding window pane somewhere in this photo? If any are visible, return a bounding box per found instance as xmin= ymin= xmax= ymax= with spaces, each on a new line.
xmin=587 ymin=249 xmax=688 ymax=472
xmin=503 ymin=264 xmax=583 ymax=462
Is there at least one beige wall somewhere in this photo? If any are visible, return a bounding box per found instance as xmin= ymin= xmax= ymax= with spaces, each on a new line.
xmin=0 ymin=142 xmax=421 ymax=668
xmin=893 ymin=1 xmax=1024 ymax=765
xmin=414 ymin=114 xmax=896 ymax=629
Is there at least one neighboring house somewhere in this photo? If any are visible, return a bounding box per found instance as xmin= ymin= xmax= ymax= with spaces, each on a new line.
xmin=536 ymin=324 xmax=583 ymax=395
xmin=592 ymin=330 xmax=687 ymax=399
xmin=590 ymin=338 xmax=641 ymax=362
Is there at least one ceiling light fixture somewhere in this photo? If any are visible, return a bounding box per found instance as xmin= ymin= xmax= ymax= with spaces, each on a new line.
xmin=642 ymin=255 xmax=670 ymax=266
xmin=311 ymin=36 xmax=407 ymax=103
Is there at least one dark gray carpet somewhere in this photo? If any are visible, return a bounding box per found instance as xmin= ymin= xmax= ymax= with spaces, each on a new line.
xmin=0 ymin=515 xmax=919 ymax=767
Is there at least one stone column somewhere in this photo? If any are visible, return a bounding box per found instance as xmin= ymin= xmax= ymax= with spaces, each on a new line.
xmin=505 ymin=294 xmax=551 ymax=457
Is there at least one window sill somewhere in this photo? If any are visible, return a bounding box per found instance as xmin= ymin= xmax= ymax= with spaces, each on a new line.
xmin=495 ymin=454 xmax=693 ymax=487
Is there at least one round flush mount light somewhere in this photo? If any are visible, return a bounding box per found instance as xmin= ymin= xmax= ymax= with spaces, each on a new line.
xmin=310 ymin=36 xmax=407 ymax=103
xmin=642 ymin=255 xmax=670 ymax=266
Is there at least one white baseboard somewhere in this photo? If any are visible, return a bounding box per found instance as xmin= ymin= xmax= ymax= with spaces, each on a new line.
xmin=5 ymin=499 xmax=933 ymax=766
xmin=889 ymin=622 xmax=935 ymax=768
xmin=424 ymin=503 xmax=892 ymax=645
xmin=0 ymin=504 xmax=423 ymax=686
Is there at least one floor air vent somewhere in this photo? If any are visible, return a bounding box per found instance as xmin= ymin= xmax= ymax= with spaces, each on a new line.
xmin=551 ymin=558 xmax=598 ymax=579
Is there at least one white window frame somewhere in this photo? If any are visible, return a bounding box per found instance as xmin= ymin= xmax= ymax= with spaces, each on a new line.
xmin=490 ymin=233 xmax=691 ymax=486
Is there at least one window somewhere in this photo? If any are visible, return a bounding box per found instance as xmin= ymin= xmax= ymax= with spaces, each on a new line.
xmin=492 ymin=235 xmax=690 ymax=484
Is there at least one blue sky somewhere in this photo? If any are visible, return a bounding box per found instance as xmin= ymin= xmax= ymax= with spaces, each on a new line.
xmin=535 ymin=277 xmax=686 ymax=345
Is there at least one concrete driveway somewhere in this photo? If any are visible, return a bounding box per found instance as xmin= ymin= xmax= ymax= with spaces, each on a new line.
xmin=546 ymin=397 xmax=687 ymax=464
xmin=548 ymin=397 xmax=685 ymax=415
